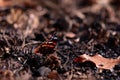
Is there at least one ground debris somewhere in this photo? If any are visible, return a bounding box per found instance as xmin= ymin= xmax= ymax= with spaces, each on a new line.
xmin=74 ymin=54 xmax=120 ymax=70
xmin=0 ymin=0 xmax=120 ymax=80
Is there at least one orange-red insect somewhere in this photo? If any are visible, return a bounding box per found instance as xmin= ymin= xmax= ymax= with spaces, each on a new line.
xmin=33 ymin=33 xmax=58 ymax=55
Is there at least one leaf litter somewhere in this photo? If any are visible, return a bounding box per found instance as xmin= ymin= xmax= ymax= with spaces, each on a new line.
xmin=0 ymin=0 xmax=120 ymax=80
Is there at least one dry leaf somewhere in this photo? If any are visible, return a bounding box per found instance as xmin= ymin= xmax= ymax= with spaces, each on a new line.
xmin=47 ymin=70 xmax=61 ymax=80
xmin=74 ymin=54 xmax=120 ymax=70
xmin=0 ymin=70 xmax=14 ymax=80
xmin=0 ymin=0 xmax=13 ymax=7
xmin=0 ymin=0 xmax=37 ymax=8
xmin=45 ymin=54 xmax=61 ymax=69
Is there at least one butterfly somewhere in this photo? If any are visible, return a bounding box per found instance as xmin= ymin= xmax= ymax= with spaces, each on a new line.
xmin=33 ymin=33 xmax=58 ymax=55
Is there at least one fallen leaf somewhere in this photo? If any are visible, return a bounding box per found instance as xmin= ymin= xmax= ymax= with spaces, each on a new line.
xmin=0 ymin=70 xmax=14 ymax=80
xmin=45 ymin=54 xmax=61 ymax=69
xmin=0 ymin=0 xmax=13 ymax=8
xmin=0 ymin=0 xmax=37 ymax=8
xmin=47 ymin=70 xmax=61 ymax=80
xmin=74 ymin=54 xmax=120 ymax=70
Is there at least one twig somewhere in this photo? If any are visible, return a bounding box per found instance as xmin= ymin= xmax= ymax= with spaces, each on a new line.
xmin=2 ymin=32 xmax=11 ymax=47
xmin=21 ymin=41 xmax=41 ymax=49
xmin=14 ymin=58 xmax=28 ymax=74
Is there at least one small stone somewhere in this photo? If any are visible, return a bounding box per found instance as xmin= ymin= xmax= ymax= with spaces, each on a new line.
xmin=65 ymin=32 xmax=76 ymax=38
xmin=38 ymin=66 xmax=51 ymax=76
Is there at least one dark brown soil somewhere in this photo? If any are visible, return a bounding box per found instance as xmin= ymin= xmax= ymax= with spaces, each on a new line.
xmin=0 ymin=0 xmax=120 ymax=80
